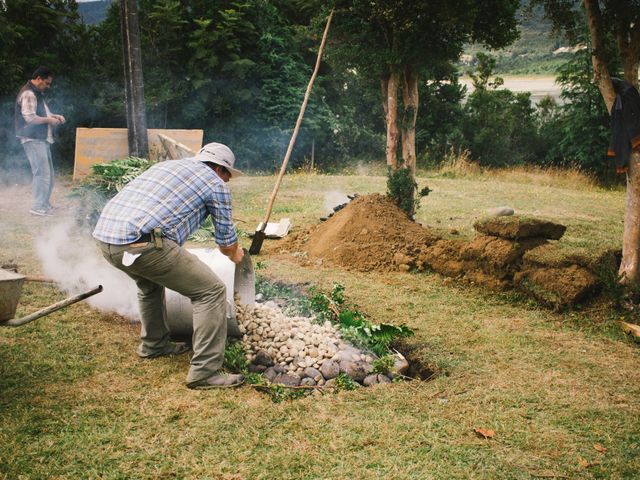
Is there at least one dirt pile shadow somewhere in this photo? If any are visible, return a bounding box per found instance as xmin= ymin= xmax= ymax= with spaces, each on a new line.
xmin=281 ymin=194 xmax=615 ymax=310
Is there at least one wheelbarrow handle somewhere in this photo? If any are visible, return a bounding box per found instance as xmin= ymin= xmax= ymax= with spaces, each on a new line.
xmin=1 ymin=285 xmax=103 ymax=327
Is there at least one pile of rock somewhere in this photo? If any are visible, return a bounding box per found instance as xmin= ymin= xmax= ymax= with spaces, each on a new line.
xmin=235 ymin=299 xmax=407 ymax=387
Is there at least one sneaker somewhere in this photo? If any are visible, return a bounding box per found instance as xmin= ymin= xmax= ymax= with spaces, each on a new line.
xmin=138 ymin=341 xmax=191 ymax=359
xmin=187 ymin=372 xmax=245 ymax=389
xmin=29 ymin=208 xmax=53 ymax=217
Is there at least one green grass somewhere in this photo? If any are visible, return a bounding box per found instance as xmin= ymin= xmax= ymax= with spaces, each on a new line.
xmin=1 ymin=171 xmax=638 ymax=479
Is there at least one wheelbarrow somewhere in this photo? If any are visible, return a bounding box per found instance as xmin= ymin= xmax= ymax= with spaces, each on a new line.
xmin=0 ymin=268 xmax=102 ymax=328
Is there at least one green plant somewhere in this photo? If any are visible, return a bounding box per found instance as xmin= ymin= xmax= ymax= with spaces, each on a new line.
xmin=340 ymin=313 xmax=415 ymax=357
xmin=224 ymin=359 xmax=311 ymax=403
xmin=86 ymin=157 xmax=152 ymax=194
xmin=372 ymin=354 xmax=395 ymax=374
xmin=245 ymin=372 xmax=264 ymax=385
xmin=309 ymin=283 xmax=415 ymax=356
xmin=255 ymin=277 xmax=315 ymax=317
xmin=223 ymin=341 xmax=249 ymax=374
xmin=265 ymin=384 xmax=312 ymax=403
xmin=188 ymin=220 xmax=251 ymax=243
xmin=334 ymin=373 xmax=359 ymax=391
xmin=387 ymin=167 xmax=430 ymax=217
xmin=188 ymin=217 xmax=216 ymax=242
xmin=70 ymin=157 xmax=152 ymax=230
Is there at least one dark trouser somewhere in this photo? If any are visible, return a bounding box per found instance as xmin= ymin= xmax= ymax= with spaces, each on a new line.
xmin=97 ymin=238 xmax=227 ymax=383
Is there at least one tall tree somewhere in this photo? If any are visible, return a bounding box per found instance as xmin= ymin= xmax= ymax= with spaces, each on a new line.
xmin=326 ymin=0 xmax=520 ymax=173
xmin=532 ymin=0 xmax=640 ymax=283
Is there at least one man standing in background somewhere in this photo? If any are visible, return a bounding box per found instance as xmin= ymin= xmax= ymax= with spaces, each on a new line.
xmin=15 ymin=66 xmax=65 ymax=217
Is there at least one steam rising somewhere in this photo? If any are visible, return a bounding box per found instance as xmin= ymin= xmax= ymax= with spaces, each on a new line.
xmin=35 ymin=221 xmax=139 ymax=320
xmin=323 ymin=190 xmax=350 ymax=214
xmin=0 ymin=153 xmax=32 ymax=186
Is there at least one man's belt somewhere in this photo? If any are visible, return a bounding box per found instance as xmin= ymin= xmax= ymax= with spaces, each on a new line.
xmin=135 ymin=233 xmax=152 ymax=243
xmin=128 ymin=228 xmax=163 ymax=248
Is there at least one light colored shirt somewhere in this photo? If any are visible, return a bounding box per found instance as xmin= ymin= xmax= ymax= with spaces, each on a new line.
xmin=92 ymin=159 xmax=238 ymax=247
xmin=17 ymin=89 xmax=53 ymax=144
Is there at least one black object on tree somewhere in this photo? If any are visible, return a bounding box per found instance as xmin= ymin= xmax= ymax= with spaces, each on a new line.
xmin=120 ymin=0 xmax=148 ymax=158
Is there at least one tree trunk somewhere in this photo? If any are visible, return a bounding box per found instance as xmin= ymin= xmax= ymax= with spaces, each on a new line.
xmin=381 ymin=72 xmax=400 ymax=169
xmin=615 ymin=16 xmax=640 ymax=87
xmin=401 ymin=66 xmax=419 ymax=174
xmin=620 ymin=151 xmax=640 ymax=282
xmin=120 ymin=0 xmax=149 ymax=158
xmin=583 ymin=0 xmax=615 ymax=110
xmin=583 ymin=0 xmax=640 ymax=283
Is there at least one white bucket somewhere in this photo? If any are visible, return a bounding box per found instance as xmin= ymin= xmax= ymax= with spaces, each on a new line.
xmin=165 ymin=248 xmax=254 ymax=339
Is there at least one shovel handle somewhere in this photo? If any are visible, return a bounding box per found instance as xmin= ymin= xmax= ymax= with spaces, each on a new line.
xmin=2 ymin=285 xmax=103 ymax=327
xmin=258 ymin=9 xmax=334 ymax=230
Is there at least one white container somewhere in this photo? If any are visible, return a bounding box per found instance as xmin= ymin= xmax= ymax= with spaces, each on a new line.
xmin=165 ymin=248 xmax=254 ymax=339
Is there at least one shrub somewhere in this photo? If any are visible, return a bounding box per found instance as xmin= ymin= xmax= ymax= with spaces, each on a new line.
xmin=386 ymin=167 xmax=431 ymax=217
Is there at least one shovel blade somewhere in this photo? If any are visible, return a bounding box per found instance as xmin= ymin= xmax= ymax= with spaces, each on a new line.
xmin=249 ymin=230 xmax=266 ymax=255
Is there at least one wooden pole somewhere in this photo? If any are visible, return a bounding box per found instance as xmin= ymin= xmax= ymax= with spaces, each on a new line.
xmin=311 ymin=138 xmax=315 ymax=171
xmin=249 ymin=9 xmax=334 ymax=254
xmin=2 ymin=286 xmax=103 ymax=327
xmin=120 ymin=0 xmax=149 ymax=158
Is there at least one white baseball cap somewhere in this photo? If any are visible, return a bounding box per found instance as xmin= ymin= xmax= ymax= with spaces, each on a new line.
xmin=195 ymin=142 xmax=243 ymax=177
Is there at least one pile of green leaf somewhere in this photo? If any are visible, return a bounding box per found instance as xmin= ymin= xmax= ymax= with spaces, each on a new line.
xmin=71 ymin=157 xmax=151 ymax=230
xmin=309 ymin=283 xmax=414 ymax=356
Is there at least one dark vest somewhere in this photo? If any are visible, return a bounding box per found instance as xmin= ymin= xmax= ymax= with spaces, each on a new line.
xmin=15 ymin=81 xmax=49 ymax=140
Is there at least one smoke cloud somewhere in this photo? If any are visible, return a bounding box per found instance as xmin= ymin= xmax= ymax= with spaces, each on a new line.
xmin=35 ymin=221 xmax=140 ymax=320
xmin=0 ymin=153 xmax=31 ymax=187
xmin=323 ymin=190 xmax=350 ymax=214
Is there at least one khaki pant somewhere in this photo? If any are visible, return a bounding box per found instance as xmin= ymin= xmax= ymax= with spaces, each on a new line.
xmin=97 ymin=238 xmax=227 ymax=383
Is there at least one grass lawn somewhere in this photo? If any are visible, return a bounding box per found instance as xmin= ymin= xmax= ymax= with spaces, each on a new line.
xmin=1 ymin=169 xmax=638 ymax=479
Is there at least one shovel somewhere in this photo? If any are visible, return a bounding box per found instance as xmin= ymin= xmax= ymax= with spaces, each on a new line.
xmin=249 ymin=9 xmax=334 ymax=255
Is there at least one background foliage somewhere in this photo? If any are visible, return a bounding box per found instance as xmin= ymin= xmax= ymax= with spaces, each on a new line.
xmin=0 ymin=0 xmax=624 ymax=181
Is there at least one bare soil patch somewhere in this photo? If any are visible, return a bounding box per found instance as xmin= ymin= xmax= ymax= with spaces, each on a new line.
xmin=283 ymin=194 xmax=439 ymax=271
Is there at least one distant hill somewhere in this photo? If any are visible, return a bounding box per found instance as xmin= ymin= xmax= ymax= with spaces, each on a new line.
xmin=78 ymin=0 xmax=114 ymax=25
xmin=463 ymin=4 xmax=574 ymax=75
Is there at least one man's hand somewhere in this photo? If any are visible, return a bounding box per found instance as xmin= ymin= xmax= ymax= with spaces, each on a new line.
xmin=219 ymin=243 xmax=244 ymax=264
xmin=48 ymin=114 xmax=65 ymax=125
xmin=230 ymin=247 xmax=244 ymax=264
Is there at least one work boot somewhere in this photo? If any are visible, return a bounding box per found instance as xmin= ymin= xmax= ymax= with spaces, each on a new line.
xmin=187 ymin=372 xmax=245 ymax=389
xmin=138 ymin=341 xmax=191 ymax=359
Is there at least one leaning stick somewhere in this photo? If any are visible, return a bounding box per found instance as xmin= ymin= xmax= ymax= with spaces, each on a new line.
xmin=249 ymin=9 xmax=334 ymax=255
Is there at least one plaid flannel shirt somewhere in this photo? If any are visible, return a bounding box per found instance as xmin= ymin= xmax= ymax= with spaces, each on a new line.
xmin=92 ymin=159 xmax=238 ymax=247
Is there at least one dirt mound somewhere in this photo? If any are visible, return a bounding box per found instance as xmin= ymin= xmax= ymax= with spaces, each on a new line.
xmin=283 ymin=194 xmax=439 ymax=271
xmin=281 ymin=193 xmax=604 ymax=309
